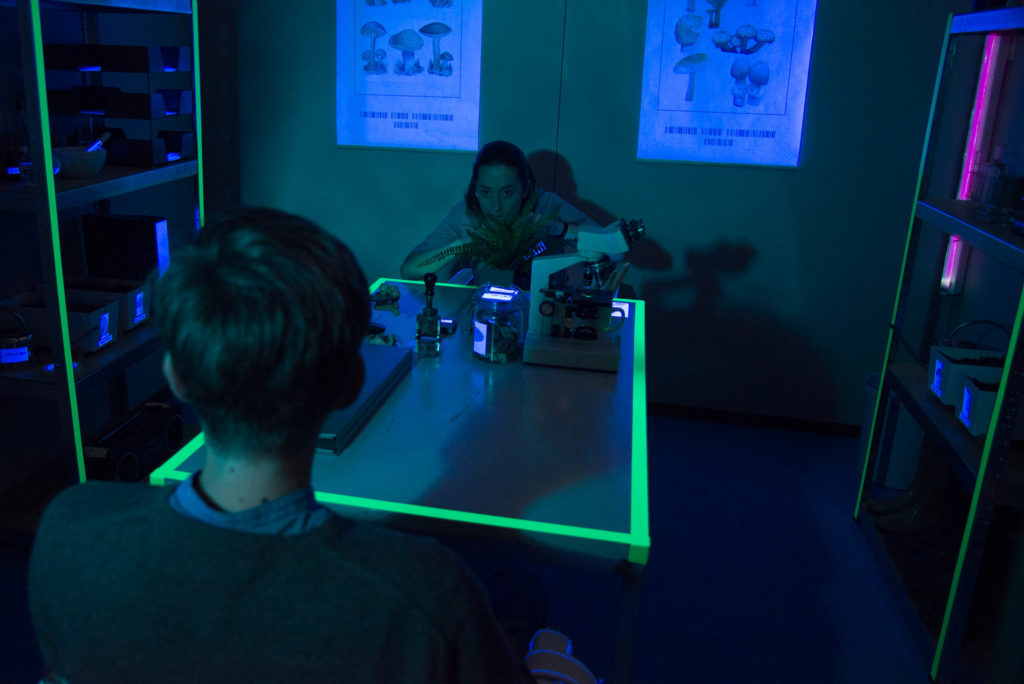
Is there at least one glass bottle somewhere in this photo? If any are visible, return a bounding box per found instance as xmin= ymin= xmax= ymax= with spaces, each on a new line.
xmin=471 ymin=284 xmax=525 ymax=364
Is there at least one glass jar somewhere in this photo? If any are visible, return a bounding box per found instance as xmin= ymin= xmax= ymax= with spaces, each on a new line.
xmin=472 ymin=284 xmax=525 ymax=363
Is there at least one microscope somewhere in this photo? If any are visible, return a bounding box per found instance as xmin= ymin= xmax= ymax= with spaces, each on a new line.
xmin=523 ymin=218 xmax=645 ymax=372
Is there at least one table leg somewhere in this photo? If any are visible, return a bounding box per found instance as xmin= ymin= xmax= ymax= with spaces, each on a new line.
xmin=610 ymin=559 xmax=645 ymax=684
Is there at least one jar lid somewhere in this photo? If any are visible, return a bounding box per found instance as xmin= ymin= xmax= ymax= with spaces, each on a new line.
xmin=473 ymin=283 xmax=523 ymax=309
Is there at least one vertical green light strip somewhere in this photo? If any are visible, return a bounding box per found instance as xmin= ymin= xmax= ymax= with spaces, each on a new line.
xmin=191 ymin=0 xmax=204 ymax=227
xmin=29 ymin=0 xmax=85 ymax=482
xmin=931 ymin=281 xmax=1024 ymax=680
xmin=628 ymin=299 xmax=650 ymax=564
xmin=854 ymin=15 xmax=953 ymax=521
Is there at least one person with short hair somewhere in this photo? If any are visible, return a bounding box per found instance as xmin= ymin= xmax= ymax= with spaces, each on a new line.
xmin=400 ymin=140 xmax=600 ymax=287
xmin=29 ymin=207 xmax=533 ymax=683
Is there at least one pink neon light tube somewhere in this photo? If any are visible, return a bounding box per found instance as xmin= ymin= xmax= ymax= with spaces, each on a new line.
xmin=957 ymin=33 xmax=1002 ymax=200
xmin=941 ymin=235 xmax=963 ymax=290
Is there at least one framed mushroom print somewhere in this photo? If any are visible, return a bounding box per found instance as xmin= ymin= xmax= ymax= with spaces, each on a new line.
xmin=637 ymin=0 xmax=817 ymax=166
xmin=337 ymin=0 xmax=483 ymax=150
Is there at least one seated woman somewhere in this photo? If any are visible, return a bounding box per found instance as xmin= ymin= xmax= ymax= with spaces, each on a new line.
xmin=400 ymin=140 xmax=599 ymax=288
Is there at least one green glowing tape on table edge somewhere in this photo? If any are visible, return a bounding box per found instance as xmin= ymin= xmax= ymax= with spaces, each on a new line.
xmin=150 ymin=279 xmax=649 ymax=564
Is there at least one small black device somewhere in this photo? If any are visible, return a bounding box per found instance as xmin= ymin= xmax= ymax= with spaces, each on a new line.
xmin=82 ymin=213 xmax=170 ymax=280
xmin=85 ymin=402 xmax=184 ymax=481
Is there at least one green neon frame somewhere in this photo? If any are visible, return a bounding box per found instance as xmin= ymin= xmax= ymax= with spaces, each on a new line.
xmin=191 ymin=0 xmax=205 ymax=228
xmin=931 ymin=284 xmax=1024 ymax=679
xmin=853 ymin=15 xmax=953 ymax=522
xmin=28 ymin=0 xmax=85 ymax=482
xmin=152 ymin=280 xmax=650 ymax=564
xmin=851 ymin=14 xmax=1024 ymax=679
xmin=22 ymin=1 xmax=205 ymax=483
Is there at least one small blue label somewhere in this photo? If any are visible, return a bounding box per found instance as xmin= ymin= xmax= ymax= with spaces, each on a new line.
xmin=473 ymin=320 xmax=488 ymax=356
xmin=1 ymin=347 xmax=29 ymax=363
xmin=931 ymin=359 xmax=943 ymax=396
xmin=134 ymin=292 xmax=146 ymax=324
xmin=959 ymin=386 xmax=972 ymax=427
xmin=97 ymin=313 xmax=113 ymax=348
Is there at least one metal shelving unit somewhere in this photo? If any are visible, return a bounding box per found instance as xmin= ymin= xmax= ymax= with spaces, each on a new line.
xmin=0 ymin=157 xmax=197 ymax=211
xmin=0 ymin=0 xmax=202 ymax=530
xmin=854 ymin=8 xmax=1024 ymax=682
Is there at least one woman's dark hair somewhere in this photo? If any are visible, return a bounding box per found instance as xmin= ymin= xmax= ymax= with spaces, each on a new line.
xmin=152 ymin=207 xmax=370 ymax=455
xmin=464 ymin=140 xmax=535 ymax=217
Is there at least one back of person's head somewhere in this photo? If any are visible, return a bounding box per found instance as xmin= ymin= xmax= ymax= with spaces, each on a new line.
xmin=152 ymin=207 xmax=369 ymax=455
xmin=465 ymin=140 xmax=535 ymax=214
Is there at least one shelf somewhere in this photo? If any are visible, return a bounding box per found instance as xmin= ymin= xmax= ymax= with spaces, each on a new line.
xmin=0 ymin=0 xmax=191 ymax=14
xmin=858 ymin=12 xmax=1024 ymax=682
xmin=887 ymin=362 xmax=1024 ymax=508
xmin=951 ymin=6 xmax=1024 ymax=34
xmin=887 ymin=362 xmax=985 ymax=481
xmin=0 ymin=322 xmax=160 ymax=400
xmin=45 ymin=71 xmax=194 ymax=88
xmin=0 ymin=158 xmax=196 ymax=212
xmin=916 ymin=199 xmax=1024 ymax=273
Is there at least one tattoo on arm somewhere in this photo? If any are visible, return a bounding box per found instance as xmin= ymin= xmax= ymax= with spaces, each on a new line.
xmin=415 ymin=243 xmax=467 ymax=268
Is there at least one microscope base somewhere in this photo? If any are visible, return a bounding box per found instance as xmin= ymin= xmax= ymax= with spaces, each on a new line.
xmin=523 ymin=333 xmax=620 ymax=373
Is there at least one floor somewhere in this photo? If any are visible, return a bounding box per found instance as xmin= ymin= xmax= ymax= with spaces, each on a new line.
xmin=0 ymin=414 xmax=948 ymax=683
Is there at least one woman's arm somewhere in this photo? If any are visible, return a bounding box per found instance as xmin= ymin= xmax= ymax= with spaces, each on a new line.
xmin=399 ymin=202 xmax=473 ymax=281
xmin=400 ymin=239 xmax=471 ymax=281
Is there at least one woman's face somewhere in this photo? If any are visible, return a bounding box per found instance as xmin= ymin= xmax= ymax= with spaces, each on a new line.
xmin=475 ymin=164 xmax=523 ymax=224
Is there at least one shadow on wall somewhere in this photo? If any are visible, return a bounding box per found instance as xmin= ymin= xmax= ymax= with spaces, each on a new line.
xmin=526 ymin=149 xmax=674 ymax=298
xmin=643 ymin=239 xmax=840 ymax=422
xmin=528 ymin=149 xmax=619 ymax=227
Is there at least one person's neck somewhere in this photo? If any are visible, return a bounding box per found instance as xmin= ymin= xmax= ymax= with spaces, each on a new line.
xmin=197 ymin=442 xmax=313 ymax=513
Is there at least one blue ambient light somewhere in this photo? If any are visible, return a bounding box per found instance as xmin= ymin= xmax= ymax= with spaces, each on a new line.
xmin=78 ymin=66 xmax=101 ymax=72
xmin=1 ymin=347 xmax=29 ymax=363
xmin=79 ymin=109 xmax=104 ymax=116
xmin=6 ymin=166 xmax=19 ymax=176
xmin=18 ymin=161 xmax=60 ymax=175
xmin=44 ymin=362 xmax=79 ymax=371
xmin=133 ymin=292 xmax=146 ymax=324
xmin=166 ymin=152 xmax=181 ymax=162
xmin=156 ymin=220 xmax=170 ymax=275
xmin=931 ymin=359 xmax=943 ymax=396
xmin=526 ymin=241 xmax=547 ymax=259
xmin=959 ymin=386 xmax=972 ymax=427
xmin=163 ymin=66 xmax=176 ymax=72
xmin=97 ymin=313 xmax=113 ymax=348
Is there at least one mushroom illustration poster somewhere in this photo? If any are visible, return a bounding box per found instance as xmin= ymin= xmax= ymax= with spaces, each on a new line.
xmin=637 ymin=0 xmax=817 ymax=166
xmin=336 ymin=0 xmax=482 ymax=151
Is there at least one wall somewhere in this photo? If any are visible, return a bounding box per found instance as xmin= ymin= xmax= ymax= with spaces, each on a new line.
xmin=203 ymin=0 xmax=972 ymax=426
